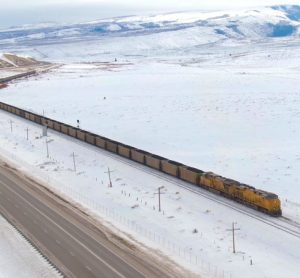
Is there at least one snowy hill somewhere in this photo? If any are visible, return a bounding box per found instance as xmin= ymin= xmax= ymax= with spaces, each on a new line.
xmin=1 ymin=5 xmax=300 ymax=47
xmin=1 ymin=5 xmax=300 ymax=63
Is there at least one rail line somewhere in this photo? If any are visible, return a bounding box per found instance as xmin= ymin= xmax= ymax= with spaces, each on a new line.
xmin=0 ymin=101 xmax=283 ymax=216
xmin=85 ymin=142 xmax=300 ymax=239
xmin=1 ymin=103 xmax=299 ymax=239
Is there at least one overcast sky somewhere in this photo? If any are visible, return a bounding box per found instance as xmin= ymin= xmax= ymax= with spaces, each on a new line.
xmin=0 ymin=0 xmax=299 ymax=28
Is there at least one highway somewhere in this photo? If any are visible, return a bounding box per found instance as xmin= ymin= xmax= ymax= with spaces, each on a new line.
xmin=0 ymin=160 xmax=181 ymax=278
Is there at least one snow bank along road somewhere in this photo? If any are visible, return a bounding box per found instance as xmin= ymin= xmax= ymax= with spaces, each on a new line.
xmin=0 ymin=214 xmax=60 ymax=278
xmin=0 ymin=161 xmax=182 ymax=278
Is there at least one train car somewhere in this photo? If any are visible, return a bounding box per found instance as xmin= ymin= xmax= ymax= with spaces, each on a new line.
xmin=14 ymin=107 xmax=19 ymax=115
xmin=28 ymin=113 xmax=35 ymax=122
xmin=145 ymin=154 xmax=166 ymax=171
xmin=239 ymin=185 xmax=281 ymax=215
xmin=34 ymin=114 xmax=42 ymax=125
xmin=53 ymin=121 xmax=61 ymax=132
xmin=221 ymin=178 xmax=239 ymax=197
xmin=161 ymin=160 xmax=182 ymax=177
xmin=86 ymin=132 xmax=96 ymax=145
xmin=118 ymin=143 xmax=132 ymax=159
xmin=60 ymin=124 xmax=69 ymax=135
xmin=200 ymin=172 xmax=225 ymax=193
xmin=95 ymin=136 xmax=107 ymax=149
xmin=41 ymin=117 xmax=48 ymax=127
xmin=131 ymin=149 xmax=148 ymax=164
xmin=19 ymin=109 xmax=25 ymax=118
xmin=199 ymin=172 xmax=214 ymax=188
xmin=258 ymin=191 xmax=281 ymax=216
xmin=76 ymin=130 xmax=86 ymax=141
xmin=106 ymin=139 xmax=118 ymax=153
xmin=68 ymin=126 xmax=77 ymax=138
xmin=179 ymin=166 xmax=204 ymax=184
xmin=46 ymin=119 xmax=54 ymax=129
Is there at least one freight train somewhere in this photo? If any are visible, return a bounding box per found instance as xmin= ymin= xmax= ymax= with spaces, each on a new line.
xmin=0 ymin=102 xmax=282 ymax=216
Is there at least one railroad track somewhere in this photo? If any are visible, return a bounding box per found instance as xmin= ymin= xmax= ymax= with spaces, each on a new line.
xmin=86 ymin=144 xmax=300 ymax=239
xmin=6 ymin=118 xmax=297 ymax=240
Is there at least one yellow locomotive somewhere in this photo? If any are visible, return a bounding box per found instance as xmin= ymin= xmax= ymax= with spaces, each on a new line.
xmin=200 ymin=172 xmax=281 ymax=216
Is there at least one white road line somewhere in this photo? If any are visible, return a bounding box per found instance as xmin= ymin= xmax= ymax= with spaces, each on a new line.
xmin=0 ymin=180 xmax=127 ymax=278
xmin=85 ymin=266 xmax=92 ymax=272
xmin=2 ymin=170 xmax=146 ymax=278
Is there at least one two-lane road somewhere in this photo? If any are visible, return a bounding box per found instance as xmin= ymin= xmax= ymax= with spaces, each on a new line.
xmin=0 ymin=161 xmax=182 ymax=278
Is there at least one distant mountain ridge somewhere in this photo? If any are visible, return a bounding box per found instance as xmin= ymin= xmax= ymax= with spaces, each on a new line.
xmin=272 ymin=5 xmax=300 ymax=20
xmin=0 ymin=5 xmax=300 ymax=46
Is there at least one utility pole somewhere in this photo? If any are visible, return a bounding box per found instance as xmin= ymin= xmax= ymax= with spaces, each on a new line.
xmin=105 ymin=167 xmax=114 ymax=187
xmin=72 ymin=152 xmax=77 ymax=172
xmin=26 ymin=127 xmax=29 ymax=140
xmin=9 ymin=120 xmax=13 ymax=132
xmin=226 ymin=222 xmax=240 ymax=254
xmin=45 ymin=138 xmax=49 ymax=158
xmin=155 ymin=186 xmax=165 ymax=212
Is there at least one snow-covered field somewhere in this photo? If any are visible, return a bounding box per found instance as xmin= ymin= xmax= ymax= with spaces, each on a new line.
xmin=0 ymin=109 xmax=300 ymax=278
xmin=1 ymin=5 xmax=300 ymax=277
xmin=0 ymin=214 xmax=60 ymax=278
xmin=1 ymin=58 xmax=300 ymax=205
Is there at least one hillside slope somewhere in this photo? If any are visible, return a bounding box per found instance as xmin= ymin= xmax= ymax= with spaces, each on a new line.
xmin=1 ymin=5 xmax=300 ymax=48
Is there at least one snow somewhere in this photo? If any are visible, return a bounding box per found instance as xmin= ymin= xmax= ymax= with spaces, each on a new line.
xmin=0 ymin=54 xmax=18 ymax=67
xmin=0 ymin=106 xmax=300 ymax=278
xmin=1 ymin=5 xmax=300 ymax=277
xmin=0 ymin=71 xmax=18 ymax=78
xmin=0 ymin=214 xmax=60 ymax=278
xmin=1 ymin=58 xmax=300 ymax=204
xmin=91 ymin=8 xmax=287 ymax=25
xmin=0 ymin=5 xmax=299 ymax=52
